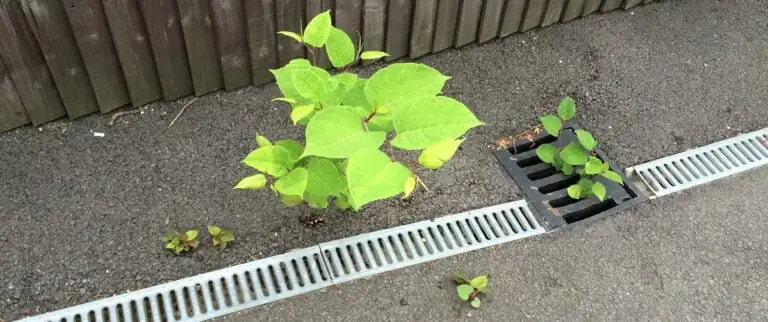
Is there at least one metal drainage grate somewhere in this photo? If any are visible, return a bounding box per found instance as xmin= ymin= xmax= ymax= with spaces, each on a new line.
xmin=630 ymin=128 xmax=768 ymax=197
xmin=20 ymin=247 xmax=333 ymax=322
xmin=319 ymin=200 xmax=545 ymax=283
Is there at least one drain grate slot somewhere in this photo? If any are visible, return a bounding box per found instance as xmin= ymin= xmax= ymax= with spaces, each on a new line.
xmin=632 ymin=128 xmax=768 ymax=197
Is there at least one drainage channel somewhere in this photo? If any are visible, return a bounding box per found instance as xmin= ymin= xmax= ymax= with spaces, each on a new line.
xmin=629 ymin=128 xmax=768 ymax=198
xmin=20 ymin=200 xmax=545 ymax=322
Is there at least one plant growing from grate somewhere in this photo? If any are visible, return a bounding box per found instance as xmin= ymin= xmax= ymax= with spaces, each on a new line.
xmin=234 ymin=11 xmax=482 ymax=214
xmin=454 ymin=272 xmax=489 ymax=308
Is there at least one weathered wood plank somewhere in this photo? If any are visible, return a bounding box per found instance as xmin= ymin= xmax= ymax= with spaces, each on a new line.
xmin=305 ymin=0 xmax=332 ymax=68
xmin=139 ymin=0 xmax=193 ymax=100
xmin=246 ymin=0 xmax=278 ymax=84
xmin=102 ymin=0 xmax=162 ymax=106
xmin=362 ymin=0 xmax=386 ymax=64
xmin=562 ymin=0 xmax=584 ymax=22
xmin=384 ymin=0 xmax=412 ymax=61
xmin=0 ymin=55 xmax=29 ymax=132
xmin=478 ymin=0 xmax=505 ymax=43
xmin=0 ymin=0 xmax=66 ymax=125
xmin=499 ymin=0 xmax=526 ymax=37
xmin=63 ymin=0 xmax=130 ymax=112
xmin=432 ymin=0 xmax=460 ymax=52
xmin=455 ymin=0 xmax=482 ymax=47
xmin=211 ymin=0 xmax=252 ymax=90
xmin=177 ymin=0 xmax=223 ymax=95
xmin=521 ymin=0 xmax=547 ymax=32
xmin=335 ymin=0 xmax=363 ymax=62
xmin=541 ymin=0 xmax=566 ymax=27
xmin=601 ymin=0 xmax=623 ymax=12
xmin=582 ymin=0 xmax=601 ymax=16
xmin=624 ymin=0 xmax=642 ymax=9
xmin=410 ymin=0 xmax=437 ymax=58
xmin=275 ymin=0 xmax=305 ymax=66
xmin=22 ymin=0 xmax=99 ymax=119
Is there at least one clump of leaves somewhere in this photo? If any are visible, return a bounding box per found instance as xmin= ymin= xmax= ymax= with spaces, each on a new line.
xmin=535 ymin=97 xmax=624 ymax=200
xmin=454 ymin=272 xmax=489 ymax=308
xmin=162 ymin=229 xmax=200 ymax=255
xmin=234 ymin=10 xmax=482 ymax=212
xmin=207 ymin=225 xmax=235 ymax=250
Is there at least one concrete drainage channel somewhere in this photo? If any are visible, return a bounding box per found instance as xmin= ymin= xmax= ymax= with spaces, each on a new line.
xmin=19 ymin=128 xmax=768 ymax=322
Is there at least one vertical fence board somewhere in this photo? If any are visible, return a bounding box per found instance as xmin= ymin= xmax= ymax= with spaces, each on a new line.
xmin=102 ymin=0 xmax=162 ymax=106
xmin=0 ymin=56 xmax=29 ymax=131
xmin=410 ymin=0 xmax=437 ymax=58
xmin=305 ymin=0 xmax=332 ymax=68
xmin=335 ymin=0 xmax=363 ymax=60
xmin=23 ymin=0 xmax=99 ymax=119
xmin=582 ymin=0 xmax=600 ymax=15
xmin=455 ymin=0 xmax=482 ymax=47
xmin=521 ymin=0 xmax=547 ymax=31
xmin=0 ymin=0 xmax=66 ymax=125
xmin=139 ymin=0 xmax=193 ymax=100
xmin=499 ymin=0 xmax=526 ymax=37
xmin=362 ymin=0 xmax=386 ymax=64
xmin=385 ymin=0 xmax=412 ymax=61
xmin=432 ymin=0 xmax=460 ymax=52
xmin=211 ymin=0 xmax=252 ymax=90
xmin=562 ymin=0 xmax=584 ymax=22
xmin=64 ymin=0 xmax=130 ymax=112
xmin=624 ymin=0 xmax=642 ymax=9
xmin=600 ymin=0 xmax=622 ymax=12
xmin=246 ymin=0 xmax=278 ymax=84
xmin=541 ymin=0 xmax=566 ymax=27
xmin=643 ymin=0 xmax=654 ymax=3
xmin=478 ymin=0 xmax=506 ymax=43
xmin=177 ymin=0 xmax=224 ymax=95
xmin=275 ymin=0 xmax=305 ymax=66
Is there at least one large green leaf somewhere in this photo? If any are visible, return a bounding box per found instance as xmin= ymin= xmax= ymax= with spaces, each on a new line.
xmin=346 ymin=148 xmax=412 ymax=210
xmin=557 ymin=97 xmax=576 ymax=120
xmin=255 ymin=135 xmax=271 ymax=147
xmin=326 ymin=27 xmax=355 ymax=68
xmin=292 ymin=66 xmax=329 ymax=102
xmin=540 ymin=115 xmax=562 ymax=137
xmin=601 ymin=170 xmax=624 ymax=185
xmin=391 ymin=96 xmax=482 ymax=150
xmin=274 ymin=168 xmax=308 ymax=197
xmin=575 ymin=129 xmax=597 ymax=150
xmin=320 ymin=78 xmax=345 ymax=106
xmin=559 ymin=142 xmax=588 ymax=165
xmin=592 ymin=182 xmax=606 ymax=201
xmin=304 ymin=158 xmax=343 ymax=198
xmin=242 ymin=145 xmax=293 ymax=177
xmin=302 ymin=106 xmax=387 ymax=158
xmin=270 ymin=60 xmax=330 ymax=103
xmin=303 ymin=10 xmax=331 ymax=47
xmin=291 ymin=105 xmax=316 ymax=125
xmin=585 ymin=157 xmax=603 ymax=175
xmin=275 ymin=140 xmax=304 ymax=165
xmin=234 ymin=174 xmax=267 ymax=190
xmin=536 ymin=144 xmax=558 ymax=164
xmin=365 ymin=63 xmax=450 ymax=109
xmin=567 ymin=184 xmax=582 ymax=199
xmin=417 ymin=138 xmax=464 ymax=169
xmin=341 ymin=79 xmax=372 ymax=112
xmin=334 ymin=72 xmax=358 ymax=90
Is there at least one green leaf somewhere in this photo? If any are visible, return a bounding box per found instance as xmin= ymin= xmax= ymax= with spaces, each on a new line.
xmin=365 ymin=63 xmax=450 ymax=110
xmin=540 ymin=115 xmax=562 ymax=137
xmin=274 ymin=168 xmax=309 ymax=197
xmin=418 ymin=156 xmax=443 ymax=169
xmin=567 ymin=184 xmax=582 ymax=199
xmin=302 ymin=10 xmax=332 ymax=47
xmin=290 ymin=104 xmax=316 ymax=125
xmin=341 ymin=79 xmax=372 ymax=112
xmin=453 ymin=272 xmax=472 ymax=284
xmin=391 ymin=96 xmax=482 ymax=150
xmin=334 ymin=72 xmax=358 ymax=90
xmin=417 ymin=138 xmax=464 ymax=169
xmin=185 ymin=230 xmax=199 ymax=240
xmin=559 ymin=142 xmax=588 ymax=165
xmin=575 ymin=130 xmax=597 ymax=150
xmin=585 ymin=157 xmax=603 ymax=175
xmin=304 ymin=158 xmax=343 ymax=198
xmin=562 ymin=163 xmax=574 ymax=175
xmin=277 ymin=31 xmax=303 ymax=43
xmin=302 ymin=106 xmax=387 ymax=159
xmin=536 ymin=144 xmax=558 ymax=164
xmin=234 ymin=174 xmax=268 ymax=190
xmin=470 ymin=298 xmax=481 ymax=308
xmin=219 ymin=231 xmax=235 ymax=242
xmin=335 ymin=194 xmax=351 ymax=210
xmin=292 ymin=67 xmax=328 ymax=102
xmin=275 ymin=140 xmax=304 ymax=165
xmin=271 ymin=97 xmax=297 ymax=104
xmin=470 ymin=275 xmax=488 ymax=289
xmin=457 ymin=284 xmax=474 ymax=301
xmin=592 ymin=182 xmax=607 ymax=201
xmin=557 ymin=97 xmax=576 ymax=120
xmin=602 ymin=160 xmax=611 ymax=172
xmin=305 ymin=192 xmax=330 ymax=209
xmin=242 ymin=145 xmax=293 ymax=177
xmin=326 ymin=27 xmax=355 ymax=68
xmin=402 ymin=176 xmax=416 ymax=199
xmin=320 ymin=79 xmax=346 ymax=106
xmin=367 ymin=114 xmax=394 ymax=132
xmin=207 ymin=225 xmax=222 ymax=236
xmin=578 ymin=178 xmax=593 ymax=193
xmin=280 ymin=194 xmax=303 ymax=207
xmin=255 ymin=135 xmax=272 ymax=147
xmin=270 ymin=61 xmax=330 ymax=103
xmin=601 ymin=170 xmax=624 ymax=185
xmin=360 ymin=50 xmax=389 ymax=60
xmin=346 ymin=148 xmax=412 ymax=210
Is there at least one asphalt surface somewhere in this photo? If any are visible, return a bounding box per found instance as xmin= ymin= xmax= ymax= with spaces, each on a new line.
xmin=2 ymin=0 xmax=767 ymax=320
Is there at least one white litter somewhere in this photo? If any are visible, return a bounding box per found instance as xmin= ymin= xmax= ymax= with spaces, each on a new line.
xmin=93 ymin=132 xmax=105 ymax=137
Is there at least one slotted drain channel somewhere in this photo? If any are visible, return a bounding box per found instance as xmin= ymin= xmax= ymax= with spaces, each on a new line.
xmin=630 ymin=128 xmax=768 ymax=197
xmin=319 ymin=200 xmax=545 ymax=283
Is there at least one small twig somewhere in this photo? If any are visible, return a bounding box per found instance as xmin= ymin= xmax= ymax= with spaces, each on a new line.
xmin=168 ymin=98 xmax=199 ymax=128
xmin=108 ymin=108 xmax=141 ymax=126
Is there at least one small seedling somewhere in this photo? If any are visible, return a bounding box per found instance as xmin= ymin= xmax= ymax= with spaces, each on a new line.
xmin=207 ymin=225 xmax=235 ymax=250
xmin=454 ymin=272 xmax=489 ymax=308
xmin=535 ymin=97 xmax=624 ymax=200
xmin=162 ymin=229 xmax=200 ymax=255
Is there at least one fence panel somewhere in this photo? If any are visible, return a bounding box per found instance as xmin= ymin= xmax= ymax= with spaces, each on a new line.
xmin=432 ymin=0 xmax=460 ymax=53
xmin=384 ymin=0 xmax=412 ymax=61
xmin=562 ymin=0 xmax=585 ymax=22
xmin=499 ymin=0 xmax=526 ymax=37
xmin=305 ymin=0 xmax=333 ymax=68
xmin=478 ymin=0 xmax=505 ymax=43
xmin=140 ymin=0 xmax=194 ymax=100
xmin=455 ymin=0 xmax=483 ymax=47
xmin=0 ymin=55 xmax=29 ymax=132
xmin=410 ymin=0 xmax=437 ymax=58
xmin=275 ymin=0 xmax=305 ymax=66
xmin=211 ymin=0 xmax=251 ymax=90
xmin=542 ymin=0 xmax=567 ymax=27
xmin=362 ymin=0 xmax=386 ymax=64
xmin=177 ymin=0 xmax=224 ymax=95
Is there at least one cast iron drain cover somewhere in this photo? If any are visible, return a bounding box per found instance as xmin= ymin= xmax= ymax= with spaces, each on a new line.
xmin=494 ymin=123 xmax=643 ymax=230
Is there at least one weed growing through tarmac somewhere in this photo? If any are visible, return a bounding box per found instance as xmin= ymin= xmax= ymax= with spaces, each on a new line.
xmin=454 ymin=272 xmax=489 ymax=308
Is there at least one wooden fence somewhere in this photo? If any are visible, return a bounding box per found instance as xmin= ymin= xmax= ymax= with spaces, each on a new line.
xmin=0 ymin=0 xmax=654 ymax=133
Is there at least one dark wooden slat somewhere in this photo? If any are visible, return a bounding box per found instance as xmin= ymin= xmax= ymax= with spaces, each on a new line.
xmin=643 ymin=0 xmax=654 ymax=3
xmin=362 ymin=0 xmax=386 ymax=64
xmin=0 ymin=55 xmax=29 ymax=132
xmin=477 ymin=0 xmax=505 ymax=43
xmin=432 ymin=0 xmax=460 ymax=52
xmin=541 ymin=0 xmax=566 ymax=27
xmin=499 ymin=0 xmax=526 ymax=37
xmin=600 ymin=0 xmax=623 ymax=12
xmin=0 ymin=0 xmax=66 ymax=125
xmin=63 ymin=0 xmax=130 ymax=112
xmin=275 ymin=0 xmax=305 ymax=66
xmin=139 ymin=0 xmax=193 ymax=100
xmin=582 ymin=0 xmax=601 ymax=16
xmin=384 ymin=0 xmax=412 ymax=61
xmin=561 ymin=0 xmax=584 ymax=22
xmin=305 ymin=0 xmax=332 ymax=68
xmin=22 ymin=0 xmax=99 ymax=119
xmin=624 ymin=0 xmax=642 ymax=9
xmin=246 ymin=0 xmax=278 ymax=83
xmin=454 ymin=0 xmax=483 ymax=47
xmin=335 ymin=0 xmax=363 ymax=61
xmin=521 ymin=0 xmax=547 ymax=32
xmin=177 ymin=0 xmax=224 ymax=95
xmin=211 ymin=0 xmax=252 ymax=90
xmin=102 ymin=0 xmax=162 ymax=106
xmin=410 ymin=0 xmax=437 ymax=58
